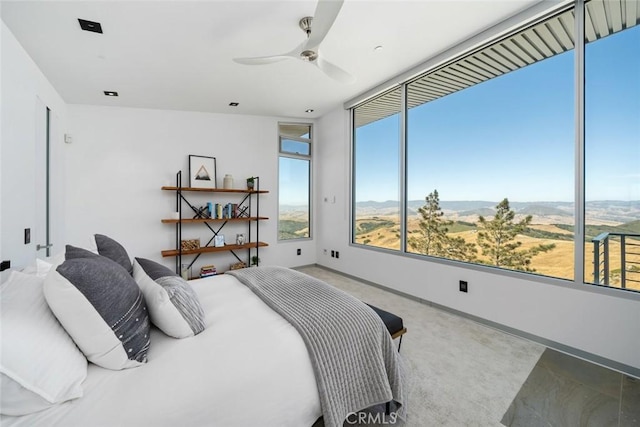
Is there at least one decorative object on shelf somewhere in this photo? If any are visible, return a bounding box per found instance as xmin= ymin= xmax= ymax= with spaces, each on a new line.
xmin=170 ymin=212 xmax=180 ymax=220
xmin=189 ymin=155 xmax=217 ymax=189
xmin=180 ymin=264 xmax=192 ymax=280
xmin=251 ymin=255 xmax=260 ymax=266
xmin=223 ymin=174 xmax=234 ymax=189
xmin=181 ymin=239 xmax=200 ymax=251
xmin=246 ymin=177 xmax=255 ymax=190
xmin=214 ymin=235 xmax=225 ymax=247
xmin=230 ymin=261 xmax=246 ymax=270
xmin=236 ymin=234 xmax=245 ymax=245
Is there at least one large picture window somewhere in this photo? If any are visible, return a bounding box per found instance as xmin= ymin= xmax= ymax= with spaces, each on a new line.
xmin=584 ymin=1 xmax=640 ymax=291
xmin=350 ymin=0 xmax=639 ymax=293
xmin=406 ymin=9 xmax=575 ymax=280
xmin=353 ymin=88 xmax=402 ymax=250
xmin=279 ymin=123 xmax=312 ymax=240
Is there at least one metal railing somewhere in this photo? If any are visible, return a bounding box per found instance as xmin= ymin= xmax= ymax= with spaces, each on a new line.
xmin=592 ymin=232 xmax=640 ymax=289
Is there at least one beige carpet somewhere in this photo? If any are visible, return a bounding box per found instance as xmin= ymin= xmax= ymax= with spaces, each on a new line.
xmin=298 ymin=265 xmax=544 ymax=427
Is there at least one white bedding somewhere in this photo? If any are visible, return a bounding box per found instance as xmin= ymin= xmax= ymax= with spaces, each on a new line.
xmin=1 ymin=274 xmax=322 ymax=427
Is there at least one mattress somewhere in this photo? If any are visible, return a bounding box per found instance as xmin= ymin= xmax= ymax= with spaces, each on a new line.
xmin=1 ymin=274 xmax=322 ymax=426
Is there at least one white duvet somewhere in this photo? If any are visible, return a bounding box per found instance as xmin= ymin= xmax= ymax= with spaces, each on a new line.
xmin=2 ymin=274 xmax=322 ymax=427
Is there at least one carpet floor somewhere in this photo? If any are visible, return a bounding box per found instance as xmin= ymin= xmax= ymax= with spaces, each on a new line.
xmin=298 ymin=265 xmax=544 ymax=426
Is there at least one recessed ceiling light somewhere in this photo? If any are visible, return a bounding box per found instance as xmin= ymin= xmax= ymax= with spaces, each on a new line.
xmin=229 ymin=102 xmax=239 ymax=107
xmin=104 ymin=91 xmax=118 ymax=97
xmin=78 ymin=19 xmax=103 ymax=34
xmin=305 ymin=109 xmax=314 ymax=113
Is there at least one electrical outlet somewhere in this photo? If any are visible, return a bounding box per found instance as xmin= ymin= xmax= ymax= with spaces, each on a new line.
xmin=336 ymin=251 xmax=340 ymax=259
xmin=0 ymin=260 xmax=10 ymax=271
xmin=459 ymin=280 xmax=468 ymax=293
xmin=24 ymin=228 xmax=31 ymax=244
xmin=297 ymin=248 xmax=301 ymax=256
xmin=331 ymin=250 xmax=335 ymax=258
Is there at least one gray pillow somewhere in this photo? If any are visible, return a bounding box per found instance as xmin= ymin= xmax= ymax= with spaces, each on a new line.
xmin=133 ymin=258 xmax=205 ymax=338
xmin=44 ymin=255 xmax=150 ymax=370
xmin=92 ymin=234 xmax=133 ymax=275
xmin=65 ymin=244 xmax=100 ymax=260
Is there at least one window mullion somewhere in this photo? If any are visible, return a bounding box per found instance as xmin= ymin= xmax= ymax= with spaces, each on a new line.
xmin=400 ymin=84 xmax=408 ymax=253
xmin=574 ymin=0 xmax=586 ymax=285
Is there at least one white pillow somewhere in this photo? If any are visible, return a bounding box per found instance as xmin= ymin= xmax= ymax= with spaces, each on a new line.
xmin=133 ymin=258 xmax=205 ymax=338
xmin=0 ymin=271 xmax=87 ymax=415
xmin=21 ymin=252 xmax=70 ymax=278
xmin=44 ymin=255 xmax=151 ymax=370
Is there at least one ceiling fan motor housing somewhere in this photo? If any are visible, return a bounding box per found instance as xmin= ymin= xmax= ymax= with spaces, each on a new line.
xmin=299 ymin=16 xmax=313 ymax=35
xmin=300 ymin=50 xmax=318 ymax=61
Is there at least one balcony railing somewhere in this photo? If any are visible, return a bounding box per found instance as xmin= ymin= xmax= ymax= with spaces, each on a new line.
xmin=591 ymin=232 xmax=640 ymax=289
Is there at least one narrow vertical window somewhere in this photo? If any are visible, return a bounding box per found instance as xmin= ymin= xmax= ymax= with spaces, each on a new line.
xmin=279 ymin=123 xmax=312 ymax=240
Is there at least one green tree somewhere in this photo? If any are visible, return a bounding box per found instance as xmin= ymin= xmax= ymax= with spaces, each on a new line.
xmin=477 ymin=198 xmax=555 ymax=271
xmin=409 ymin=190 xmax=477 ymax=262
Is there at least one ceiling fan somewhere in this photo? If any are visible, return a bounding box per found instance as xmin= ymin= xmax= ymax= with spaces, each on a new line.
xmin=233 ymin=0 xmax=354 ymax=84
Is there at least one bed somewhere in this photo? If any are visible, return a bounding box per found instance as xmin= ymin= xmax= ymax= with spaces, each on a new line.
xmin=0 ymin=236 xmax=405 ymax=427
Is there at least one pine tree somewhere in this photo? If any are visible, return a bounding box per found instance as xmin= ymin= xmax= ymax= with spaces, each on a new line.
xmin=408 ymin=190 xmax=450 ymax=256
xmin=477 ymin=198 xmax=555 ymax=271
xmin=409 ymin=190 xmax=477 ymax=261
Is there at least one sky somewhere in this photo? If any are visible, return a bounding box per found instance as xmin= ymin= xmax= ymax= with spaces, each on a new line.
xmin=354 ymin=24 xmax=639 ymax=204
xmin=279 ymin=156 xmax=310 ymax=206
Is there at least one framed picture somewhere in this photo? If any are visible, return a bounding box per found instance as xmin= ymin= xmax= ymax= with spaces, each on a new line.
xmin=214 ymin=235 xmax=225 ymax=247
xmin=188 ymin=155 xmax=217 ymax=189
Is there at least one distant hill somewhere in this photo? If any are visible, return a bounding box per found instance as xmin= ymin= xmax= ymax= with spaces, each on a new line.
xmin=517 ymin=204 xmax=573 ymax=217
xmin=355 ymin=199 xmax=639 ymax=225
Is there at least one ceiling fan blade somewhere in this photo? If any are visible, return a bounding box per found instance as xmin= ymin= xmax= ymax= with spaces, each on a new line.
xmin=233 ymin=41 xmax=305 ymax=66
xmin=233 ymin=56 xmax=291 ymax=65
xmin=316 ymin=56 xmax=354 ymax=84
xmin=305 ymin=0 xmax=344 ymax=50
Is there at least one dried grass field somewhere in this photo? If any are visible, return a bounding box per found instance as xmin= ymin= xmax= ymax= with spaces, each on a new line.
xmin=355 ymin=215 xmax=640 ymax=291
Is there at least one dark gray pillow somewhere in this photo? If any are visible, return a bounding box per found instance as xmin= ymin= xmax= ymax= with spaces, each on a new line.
xmin=133 ymin=258 xmax=205 ymax=338
xmin=93 ymin=234 xmax=133 ymax=275
xmin=65 ymin=244 xmax=99 ymax=260
xmin=43 ymin=255 xmax=150 ymax=370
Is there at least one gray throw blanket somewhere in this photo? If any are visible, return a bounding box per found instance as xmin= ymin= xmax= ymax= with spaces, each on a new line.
xmin=227 ymin=266 xmax=405 ymax=427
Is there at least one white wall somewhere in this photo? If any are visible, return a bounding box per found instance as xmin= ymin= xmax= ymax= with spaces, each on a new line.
xmin=0 ymin=21 xmax=67 ymax=276
xmin=64 ymin=105 xmax=316 ymax=272
xmin=315 ymin=107 xmax=640 ymax=372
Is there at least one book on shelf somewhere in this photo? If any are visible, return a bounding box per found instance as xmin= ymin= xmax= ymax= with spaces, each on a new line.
xmin=200 ymin=264 xmax=217 ymax=277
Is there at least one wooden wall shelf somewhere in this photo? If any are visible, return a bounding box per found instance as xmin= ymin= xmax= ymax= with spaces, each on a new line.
xmin=162 ymin=172 xmax=267 ymax=275
xmin=161 ymin=242 xmax=269 ymax=258
xmin=161 ymin=186 xmax=268 ymax=194
xmin=161 ymin=217 xmax=268 ymax=224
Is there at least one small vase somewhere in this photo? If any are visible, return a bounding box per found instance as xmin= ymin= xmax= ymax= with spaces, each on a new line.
xmin=223 ymin=174 xmax=234 ymax=189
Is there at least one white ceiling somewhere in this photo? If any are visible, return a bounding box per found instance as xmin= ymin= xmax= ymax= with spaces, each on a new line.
xmin=1 ymin=0 xmax=541 ymax=119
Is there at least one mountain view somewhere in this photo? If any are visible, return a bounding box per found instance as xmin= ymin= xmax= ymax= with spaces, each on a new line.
xmin=351 ymin=200 xmax=640 ymax=290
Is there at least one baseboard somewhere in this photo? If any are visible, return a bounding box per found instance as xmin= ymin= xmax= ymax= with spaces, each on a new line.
xmin=311 ymin=264 xmax=640 ymax=379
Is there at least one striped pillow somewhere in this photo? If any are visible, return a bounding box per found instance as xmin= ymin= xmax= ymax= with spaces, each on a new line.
xmin=133 ymin=258 xmax=205 ymax=338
